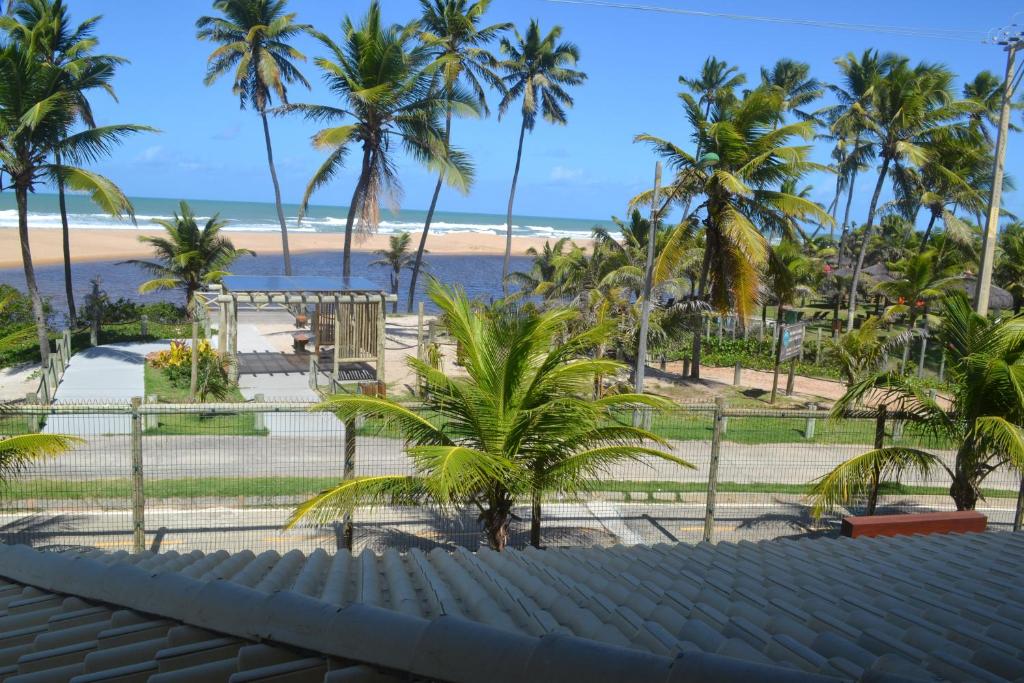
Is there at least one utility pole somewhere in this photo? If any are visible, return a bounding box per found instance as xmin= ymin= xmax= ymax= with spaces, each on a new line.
xmin=976 ymin=25 xmax=1023 ymax=316
xmin=634 ymin=161 xmax=661 ymax=394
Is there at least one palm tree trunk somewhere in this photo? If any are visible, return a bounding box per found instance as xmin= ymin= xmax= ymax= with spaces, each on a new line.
xmin=390 ymin=271 xmax=399 ymax=314
xmin=846 ymin=156 xmax=891 ymax=332
xmin=408 ymin=110 xmax=452 ymax=313
xmin=16 ymin=186 xmax=50 ymax=368
xmin=54 ymin=151 xmax=76 ymax=328
xmin=261 ymin=111 xmax=292 ymax=276
xmin=343 ymin=146 xmax=373 ymax=278
xmin=690 ymin=238 xmax=712 ymax=379
xmin=529 ymin=484 xmax=542 ymax=548
xmin=503 ymin=116 xmax=529 ymax=295
xmin=866 ymin=462 xmax=880 ymax=515
xmin=920 ymin=210 xmax=939 ymax=247
xmin=836 ymin=166 xmax=859 ymax=270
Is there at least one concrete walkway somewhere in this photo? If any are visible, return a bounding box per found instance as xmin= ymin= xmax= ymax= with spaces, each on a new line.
xmin=44 ymin=341 xmax=167 ymax=435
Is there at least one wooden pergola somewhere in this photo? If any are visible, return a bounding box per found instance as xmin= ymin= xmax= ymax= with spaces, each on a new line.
xmin=205 ymin=276 xmax=397 ymax=384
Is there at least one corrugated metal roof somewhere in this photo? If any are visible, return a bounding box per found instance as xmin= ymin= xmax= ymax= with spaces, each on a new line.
xmin=0 ymin=532 xmax=1022 ymax=682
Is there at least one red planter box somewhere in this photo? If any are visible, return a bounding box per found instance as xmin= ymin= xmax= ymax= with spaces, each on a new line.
xmin=841 ymin=511 xmax=987 ymax=538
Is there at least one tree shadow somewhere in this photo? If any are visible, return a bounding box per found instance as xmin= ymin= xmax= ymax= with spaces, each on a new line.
xmin=0 ymin=514 xmax=98 ymax=551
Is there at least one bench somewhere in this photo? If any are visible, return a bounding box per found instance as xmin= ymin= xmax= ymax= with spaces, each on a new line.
xmin=841 ymin=511 xmax=987 ymax=539
xmin=292 ymin=331 xmax=312 ymax=352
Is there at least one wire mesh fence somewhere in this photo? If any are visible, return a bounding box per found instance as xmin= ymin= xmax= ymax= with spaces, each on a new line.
xmin=0 ymin=400 xmax=1020 ymax=555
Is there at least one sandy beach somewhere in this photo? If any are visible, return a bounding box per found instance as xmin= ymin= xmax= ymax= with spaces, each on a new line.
xmin=0 ymin=228 xmax=591 ymax=269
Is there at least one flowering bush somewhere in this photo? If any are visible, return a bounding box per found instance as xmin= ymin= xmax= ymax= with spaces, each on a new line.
xmin=147 ymin=340 xmax=233 ymax=400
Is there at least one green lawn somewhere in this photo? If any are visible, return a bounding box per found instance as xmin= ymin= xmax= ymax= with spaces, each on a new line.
xmin=143 ymin=364 xmax=267 ymax=436
xmin=0 ymin=412 xmax=43 ymax=435
xmin=0 ymin=320 xmax=195 ymax=369
xmin=1 ymin=476 xmax=1013 ymax=503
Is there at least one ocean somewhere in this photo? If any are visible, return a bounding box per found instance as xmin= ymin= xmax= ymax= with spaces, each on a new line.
xmin=0 ymin=193 xmax=608 ymax=240
xmin=0 ymin=193 xmax=600 ymax=318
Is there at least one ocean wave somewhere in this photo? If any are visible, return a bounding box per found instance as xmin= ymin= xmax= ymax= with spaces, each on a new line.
xmin=0 ymin=209 xmax=605 ymax=241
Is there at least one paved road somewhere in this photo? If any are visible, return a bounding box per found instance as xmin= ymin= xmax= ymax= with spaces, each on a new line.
xmin=1 ymin=499 xmax=1016 ymax=555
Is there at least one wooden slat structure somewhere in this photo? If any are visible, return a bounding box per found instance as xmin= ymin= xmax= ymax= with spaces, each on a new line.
xmin=207 ymin=276 xmax=396 ymax=387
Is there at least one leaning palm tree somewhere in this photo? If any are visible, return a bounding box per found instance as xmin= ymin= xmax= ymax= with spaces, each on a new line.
xmin=123 ymin=201 xmax=254 ymax=309
xmin=287 ymin=281 xmax=691 ymax=550
xmin=0 ymin=41 xmax=148 ymax=366
xmin=196 ymin=0 xmax=313 ymax=276
xmin=497 ymin=20 xmax=586 ymax=292
xmin=996 ymin=222 xmax=1024 ymax=313
xmin=3 ymin=0 xmax=129 ymax=329
xmin=812 ymin=292 xmax=1024 ymax=516
xmin=844 ymin=59 xmax=972 ymax=331
xmin=370 ymin=232 xmax=417 ymax=314
xmin=635 ymin=83 xmax=833 ymax=378
xmin=407 ymin=0 xmax=509 ymax=313
xmin=288 ymin=1 xmax=476 ymax=278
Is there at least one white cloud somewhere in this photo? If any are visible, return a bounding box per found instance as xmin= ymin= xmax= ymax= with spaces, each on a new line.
xmin=135 ymin=145 xmax=165 ymax=163
xmin=549 ymin=165 xmax=584 ymax=182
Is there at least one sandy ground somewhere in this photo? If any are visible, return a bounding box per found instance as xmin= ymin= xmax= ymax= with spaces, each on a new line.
xmin=0 ymin=363 xmax=38 ymax=401
xmin=0 ymin=227 xmax=592 ymax=269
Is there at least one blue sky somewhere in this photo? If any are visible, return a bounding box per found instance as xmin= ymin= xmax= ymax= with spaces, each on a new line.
xmin=73 ymin=0 xmax=1023 ymax=224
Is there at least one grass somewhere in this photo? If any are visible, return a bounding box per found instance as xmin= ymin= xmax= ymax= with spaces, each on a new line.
xmin=0 ymin=476 xmax=1014 ymax=503
xmin=0 ymin=412 xmax=44 ymax=435
xmin=0 ymin=320 xmax=194 ymax=369
xmin=143 ymin=364 xmax=267 ymax=436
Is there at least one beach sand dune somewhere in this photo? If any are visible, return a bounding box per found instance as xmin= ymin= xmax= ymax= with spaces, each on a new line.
xmin=0 ymin=227 xmax=592 ymax=269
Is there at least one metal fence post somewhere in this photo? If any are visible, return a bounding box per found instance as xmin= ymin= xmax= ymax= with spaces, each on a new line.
xmin=130 ymin=396 xmax=145 ymax=554
xmin=703 ymin=397 xmax=724 ymax=543
xmin=805 ymin=403 xmax=818 ymax=440
xmin=342 ymin=417 xmax=356 ymax=550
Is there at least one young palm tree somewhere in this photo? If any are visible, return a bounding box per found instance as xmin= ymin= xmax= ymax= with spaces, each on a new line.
xmin=812 ymin=293 xmax=1024 ymax=515
xmin=962 ymin=70 xmax=1021 ymax=143
xmin=287 ymin=281 xmax=691 ymax=550
xmin=826 ymin=316 xmax=910 ymax=389
xmin=996 ymin=222 xmax=1024 ymax=313
xmin=636 ymin=84 xmax=833 ymax=378
xmin=370 ymin=232 xmax=417 ymax=313
xmin=844 ymin=59 xmax=971 ymax=331
xmin=196 ymin=0 xmax=313 ymax=276
xmin=3 ymin=0 xmax=129 ymax=329
xmin=407 ymin=0 xmax=508 ymax=313
xmin=123 ymin=201 xmax=254 ymax=309
xmin=288 ymin=1 xmax=475 ymax=278
xmin=0 ymin=41 xmax=147 ymax=366
xmin=759 ymin=58 xmax=822 ymax=124
xmin=497 ymin=20 xmax=587 ymax=292
xmin=506 ymin=235 xmax=572 ymax=299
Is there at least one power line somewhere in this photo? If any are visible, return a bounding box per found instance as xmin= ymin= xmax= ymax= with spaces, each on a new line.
xmin=544 ymin=0 xmax=988 ymax=42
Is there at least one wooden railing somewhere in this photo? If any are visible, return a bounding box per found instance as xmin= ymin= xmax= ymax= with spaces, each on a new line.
xmin=33 ymin=329 xmax=72 ymax=404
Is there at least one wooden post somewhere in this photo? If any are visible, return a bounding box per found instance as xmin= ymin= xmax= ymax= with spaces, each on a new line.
xmin=682 ymin=358 xmax=690 ymax=377
xmin=815 ymin=327 xmax=823 ymax=365
xmin=308 ymin=356 xmax=318 ymax=392
xmin=732 ymin=362 xmax=741 ymax=386
xmin=377 ymin=294 xmax=387 ymax=387
xmin=417 ymin=301 xmax=425 ymax=362
xmin=1013 ymin=474 xmax=1024 ymax=532
xmin=342 ymin=417 xmax=356 ymax=550
xmin=253 ymin=393 xmax=265 ymax=431
xmin=140 ymin=314 xmax=148 ymax=337
xmin=227 ymin=298 xmax=239 ymax=381
xmin=144 ymin=395 xmax=158 ymax=431
xmin=130 ymin=396 xmax=145 ymax=554
xmin=805 ymin=403 xmax=818 ymax=440
xmin=218 ymin=302 xmax=227 ymax=357
xmin=770 ymin=324 xmax=783 ymax=405
xmin=703 ymin=397 xmax=724 ymax=543
xmin=189 ymin=315 xmax=199 ymax=402
xmin=785 ymin=360 xmax=796 ymax=396
xmin=333 ymin=309 xmax=342 ymax=381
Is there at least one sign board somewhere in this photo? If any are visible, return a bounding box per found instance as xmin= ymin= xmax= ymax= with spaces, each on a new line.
xmin=777 ymin=323 xmax=805 ymax=362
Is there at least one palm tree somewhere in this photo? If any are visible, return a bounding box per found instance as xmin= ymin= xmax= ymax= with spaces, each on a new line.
xmin=123 ymin=201 xmax=254 ymax=309
xmin=407 ymin=0 xmax=508 ymax=313
xmin=288 ymin=1 xmax=475 ymax=278
xmin=636 ymin=84 xmax=833 ymax=378
xmin=0 ymin=41 xmax=147 ymax=366
xmin=3 ymin=0 xmax=128 ymax=329
xmin=497 ymin=20 xmax=586 ymax=293
xmin=507 ymin=235 xmax=572 ymax=299
xmin=196 ymin=0 xmax=312 ymax=277
xmin=370 ymin=232 xmax=417 ymax=313
xmin=826 ymin=315 xmax=910 ymax=388
xmin=759 ymin=58 xmax=822 ymax=124
xmin=962 ymin=70 xmax=1021 ymax=143
xmin=812 ymin=292 xmax=1024 ymax=515
xmin=845 ymin=59 xmax=970 ymax=331
xmin=287 ymin=281 xmax=691 ymax=550
xmin=996 ymin=222 xmax=1024 ymax=313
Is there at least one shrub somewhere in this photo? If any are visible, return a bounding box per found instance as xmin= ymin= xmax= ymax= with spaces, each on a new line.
xmin=148 ymin=340 xmax=233 ymax=401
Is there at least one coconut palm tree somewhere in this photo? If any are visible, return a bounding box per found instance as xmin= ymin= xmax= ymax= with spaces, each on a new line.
xmin=0 ymin=431 xmax=81 ymax=482
xmin=196 ymin=0 xmax=312 ymax=276
xmin=844 ymin=59 xmax=971 ymax=331
xmin=962 ymin=70 xmax=1021 ymax=143
xmin=497 ymin=20 xmax=586 ymax=292
xmin=370 ymin=232 xmax=417 ymax=313
xmin=812 ymin=292 xmax=1024 ymax=515
xmin=407 ymin=0 xmax=508 ymax=313
xmin=636 ymin=84 xmax=833 ymax=378
xmin=123 ymin=201 xmax=254 ymax=309
xmin=826 ymin=315 xmax=911 ymax=389
xmin=287 ymin=281 xmax=691 ymax=550
xmin=996 ymin=222 xmax=1024 ymax=314
xmin=288 ymin=1 xmax=475 ymax=278
xmin=3 ymin=0 xmax=129 ymax=329
xmin=507 ymin=235 xmax=572 ymax=300
xmin=759 ymin=58 xmax=822 ymax=124
xmin=0 ymin=41 xmax=147 ymax=366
